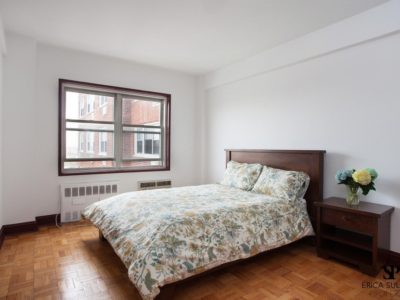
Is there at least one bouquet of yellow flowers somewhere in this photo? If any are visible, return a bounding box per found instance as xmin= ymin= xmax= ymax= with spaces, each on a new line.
xmin=335 ymin=168 xmax=378 ymax=195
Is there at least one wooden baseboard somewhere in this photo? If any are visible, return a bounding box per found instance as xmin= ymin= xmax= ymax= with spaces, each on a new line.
xmin=0 ymin=214 xmax=61 ymax=249
xmin=387 ymin=250 xmax=400 ymax=265
xmin=0 ymin=227 xmax=4 ymax=248
xmin=2 ymin=221 xmax=38 ymax=235
xmin=36 ymin=214 xmax=60 ymax=226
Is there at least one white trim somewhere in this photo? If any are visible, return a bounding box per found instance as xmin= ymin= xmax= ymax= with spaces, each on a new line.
xmin=205 ymin=0 xmax=400 ymax=89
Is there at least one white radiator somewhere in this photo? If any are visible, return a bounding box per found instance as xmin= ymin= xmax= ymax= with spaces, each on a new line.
xmin=60 ymin=181 xmax=119 ymax=223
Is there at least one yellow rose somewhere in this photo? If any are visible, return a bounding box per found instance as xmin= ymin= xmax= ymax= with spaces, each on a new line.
xmin=352 ymin=169 xmax=372 ymax=185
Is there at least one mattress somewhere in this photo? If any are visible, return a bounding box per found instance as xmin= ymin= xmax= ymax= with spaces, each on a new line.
xmin=82 ymin=184 xmax=314 ymax=299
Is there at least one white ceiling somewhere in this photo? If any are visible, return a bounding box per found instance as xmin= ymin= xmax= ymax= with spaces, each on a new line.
xmin=0 ymin=0 xmax=389 ymax=74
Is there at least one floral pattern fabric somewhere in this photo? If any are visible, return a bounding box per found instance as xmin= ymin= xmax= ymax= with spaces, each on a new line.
xmin=220 ymin=161 xmax=262 ymax=190
xmin=252 ymin=166 xmax=310 ymax=201
xmin=82 ymin=184 xmax=313 ymax=300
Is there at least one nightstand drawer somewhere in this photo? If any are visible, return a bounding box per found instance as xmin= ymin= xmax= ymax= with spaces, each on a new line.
xmin=321 ymin=209 xmax=375 ymax=235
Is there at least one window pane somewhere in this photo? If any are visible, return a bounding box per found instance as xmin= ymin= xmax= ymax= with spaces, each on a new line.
xmin=99 ymin=132 xmax=108 ymax=154
xmin=144 ymin=139 xmax=152 ymax=154
xmin=121 ymin=161 xmax=162 ymax=168
xmin=64 ymin=161 xmax=115 ymax=169
xmin=122 ymin=132 xmax=161 ymax=159
xmin=122 ymin=98 xmax=161 ymax=126
xmin=66 ymin=91 xmax=114 ymax=122
xmin=153 ymin=140 xmax=160 ymax=155
xmin=66 ymin=131 xmax=114 ymax=158
xmin=137 ymin=140 xmax=143 ymax=154
xmin=66 ymin=122 xmax=114 ymax=131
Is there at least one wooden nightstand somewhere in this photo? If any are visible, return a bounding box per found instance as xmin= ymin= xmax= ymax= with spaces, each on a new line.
xmin=314 ymin=197 xmax=394 ymax=276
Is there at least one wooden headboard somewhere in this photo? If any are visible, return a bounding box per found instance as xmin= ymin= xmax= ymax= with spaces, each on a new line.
xmin=225 ymin=149 xmax=325 ymax=224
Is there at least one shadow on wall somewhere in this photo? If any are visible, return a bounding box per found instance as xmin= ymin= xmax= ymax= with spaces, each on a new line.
xmin=324 ymin=152 xmax=349 ymax=197
xmin=378 ymin=178 xmax=400 ymax=205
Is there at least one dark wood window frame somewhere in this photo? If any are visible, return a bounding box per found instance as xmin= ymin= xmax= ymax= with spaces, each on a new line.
xmin=58 ymin=79 xmax=171 ymax=176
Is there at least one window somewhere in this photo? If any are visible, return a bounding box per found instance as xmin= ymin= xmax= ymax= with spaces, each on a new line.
xmin=99 ymin=132 xmax=108 ymax=155
xmin=99 ymin=95 xmax=108 ymax=115
xmin=59 ymin=79 xmax=170 ymax=175
xmin=79 ymin=99 xmax=85 ymax=117
xmin=86 ymin=132 xmax=94 ymax=153
xmin=136 ymin=133 xmax=144 ymax=154
xmin=79 ymin=132 xmax=85 ymax=152
xmin=99 ymin=95 xmax=107 ymax=106
xmin=134 ymin=130 xmax=160 ymax=157
xmin=87 ymin=95 xmax=94 ymax=113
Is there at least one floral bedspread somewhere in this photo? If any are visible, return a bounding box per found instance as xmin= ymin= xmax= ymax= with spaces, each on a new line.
xmin=82 ymin=184 xmax=314 ymax=299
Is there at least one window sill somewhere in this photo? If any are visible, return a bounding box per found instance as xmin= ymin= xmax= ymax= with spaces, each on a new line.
xmin=59 ymin=165 xmax=170 ymax=176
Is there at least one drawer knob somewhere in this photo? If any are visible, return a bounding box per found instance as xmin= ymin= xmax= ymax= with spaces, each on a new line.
xmin=342 ymin=216 xmax=352 ymax=222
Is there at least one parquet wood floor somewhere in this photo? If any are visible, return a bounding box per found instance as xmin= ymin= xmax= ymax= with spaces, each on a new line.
xmin=0 ymin=221 xmax=399 ymax=300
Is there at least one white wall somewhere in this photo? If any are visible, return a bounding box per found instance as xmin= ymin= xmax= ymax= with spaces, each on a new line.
xmin=203 ymin=30 xmax=400 ymax=252
xmin=3 ymin=32 xmax=199 ymax=224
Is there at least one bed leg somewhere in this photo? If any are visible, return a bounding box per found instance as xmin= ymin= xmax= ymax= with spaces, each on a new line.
xmin=157 ymin=285 xmax=176 ymax=300
xmin=99 ymin=230 xmax=106 ymax=241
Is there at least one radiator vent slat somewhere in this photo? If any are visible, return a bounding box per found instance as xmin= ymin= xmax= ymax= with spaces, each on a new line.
xmin=157 ymin=180 xmax=172 ymax=187
xmin=61 ymin=181 xmax=119 ymax=223
xmin=140 ymin=182 xmax=156 ymax=189
xmin=86 ymin=186 xmax=92 ymax=195
xmin=138 ymin=180 xmax=172 ymax=190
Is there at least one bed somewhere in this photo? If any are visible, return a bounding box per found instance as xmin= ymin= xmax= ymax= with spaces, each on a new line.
xmin=82 ymin=149 xmax=325 ymax=299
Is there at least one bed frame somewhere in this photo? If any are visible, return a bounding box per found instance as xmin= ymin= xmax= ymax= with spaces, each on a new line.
xmin=99 ymin=149 xmax=326 ymax=299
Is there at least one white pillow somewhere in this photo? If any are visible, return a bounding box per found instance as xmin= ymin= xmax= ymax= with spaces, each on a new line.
xmin=220 ymin=161 xmax=262 ymax=191
xmin=251 ymin=166 xmax=310 ymax=201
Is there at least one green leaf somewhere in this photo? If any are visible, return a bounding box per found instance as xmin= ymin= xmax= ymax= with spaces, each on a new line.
xmin=144 ymin=271 xmax=157 ymax=291
xmin=259 ymin=233 xmax=266 ymax=244
xmin=283 ymin=231 xmax=290 ymax=240
xmin=241 ymin=243 xmax=250 ymax=254
xmin=183 ymin=261 xmax=194 ymax=272
xmin=208 ymin=247 xmax=217 ymax=261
